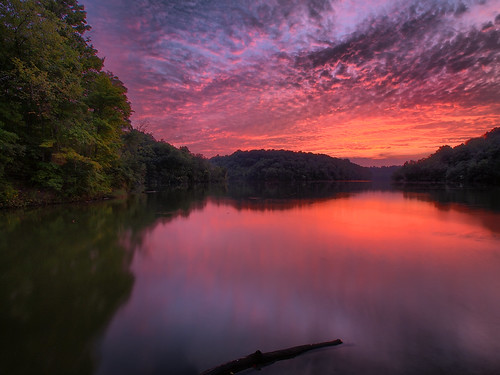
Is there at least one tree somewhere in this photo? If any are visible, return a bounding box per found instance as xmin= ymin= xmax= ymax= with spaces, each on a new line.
xmin=0 ymin=0 xmax=131 ymax=200
xmin=0 ymin=0 xmax=224 ymax=206
xmin=210 ymin=150 xmax=371 ymax=182
xmin=392 ymin=128 xmax=500 ymax=185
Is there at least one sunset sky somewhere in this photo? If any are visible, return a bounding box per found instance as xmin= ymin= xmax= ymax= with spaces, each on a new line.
xmin=83 ymin=0 xmax=500 ymax=166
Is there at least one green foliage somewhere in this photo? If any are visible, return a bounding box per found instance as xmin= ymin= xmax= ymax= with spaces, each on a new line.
xmin=393 ymin=128 xmax=500 ymax=185
xmin=0 ymin=126 xmax=23 ymax=175
xmin=210 ymin=149 xmax=371 ymax=182
xmin=120 ymin=129 xmax=227 ymax=191
xmin=0 ymin=0 xmax=223 ymax=205
xmin=0 ymin=124 xmax=25 ymax=203
xmin=60 ymin=151 xmax=111 ymax=197
xmin=32 ymin=162 xmax=64 ymax=191
xmin=0 ymin=0 xmax=132 ymax=202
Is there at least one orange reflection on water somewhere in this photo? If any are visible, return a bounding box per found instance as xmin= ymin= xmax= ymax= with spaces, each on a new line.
xmin=99 ymin=190 xmax=500 ymax=374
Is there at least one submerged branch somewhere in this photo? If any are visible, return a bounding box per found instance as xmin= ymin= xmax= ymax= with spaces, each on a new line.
xmin=200 ymin=339 xmax=343 ymax=375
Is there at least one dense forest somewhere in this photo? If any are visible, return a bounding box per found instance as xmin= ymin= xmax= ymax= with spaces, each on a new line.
xmin=0 ymin=0 xmax=223 ymax=207
xmin=121 ymin=129 xmax=226 ymax=192
xmin=392 ymin=127 xmax=500 ymax=184
xmin=210 ymin=149 xmax=371 ymax=182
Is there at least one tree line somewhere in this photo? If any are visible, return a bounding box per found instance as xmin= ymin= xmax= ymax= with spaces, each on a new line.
xmin=392 ymin=127 xmax=500 ymax=185
xmin=4 ymin=2 xmax=495 ymax=207
xmin=0 ymin=0 xmax=224 ymax=207
xmin=210 ymin=149 xmax=371 ymax=182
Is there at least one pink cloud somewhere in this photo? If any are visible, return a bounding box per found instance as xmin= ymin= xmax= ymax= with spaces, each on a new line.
xmin=83 ymin=0 xmax=500 ymax=165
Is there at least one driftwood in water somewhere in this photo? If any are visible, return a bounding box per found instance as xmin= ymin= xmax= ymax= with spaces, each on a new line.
xmin=200 ymin=339 xmax=343 ymax=375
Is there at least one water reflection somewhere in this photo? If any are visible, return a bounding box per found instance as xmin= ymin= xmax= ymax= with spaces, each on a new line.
xmin=95 ymin=186 xmax=500 ymax=375
xmin=0 ymin=189 xmax=224 ymax=375
xmin=399 ymin=185 xmax=500 ymax=212
xmin=0 ymin=201 xmax=140 ymax=375
xmin=2 ymin=185 xmax=500 ymax=375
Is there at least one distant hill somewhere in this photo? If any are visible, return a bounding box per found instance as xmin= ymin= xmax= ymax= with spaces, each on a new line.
xmin=393 ymin=127 xmax=500 ymax=184
xmin=369 ymin=166 xmax=401 ymax=181
xmin=210 ymin=149 xmax=371 ymax=182
xmin=122 ymin=130 xmax=226 ymax=191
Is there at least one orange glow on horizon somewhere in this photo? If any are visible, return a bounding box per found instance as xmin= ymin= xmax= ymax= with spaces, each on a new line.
xmin=85 ymin=0 xmax=500 ymax=166
xmin=167 ymin=105 xmax=499 ymax=165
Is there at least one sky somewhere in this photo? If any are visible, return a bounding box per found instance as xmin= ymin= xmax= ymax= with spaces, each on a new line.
xmin=82 ymin=0 xmax=500 ymax=166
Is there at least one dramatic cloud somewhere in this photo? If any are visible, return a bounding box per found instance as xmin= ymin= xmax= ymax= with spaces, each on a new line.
xmin=83 ymin=0 xmax=500 ymax=165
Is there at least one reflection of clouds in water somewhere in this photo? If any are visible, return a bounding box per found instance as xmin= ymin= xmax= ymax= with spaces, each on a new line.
xmin=432 ymin=230 xmax=491 ymax=241
xmin=96 ymin=190 xmax=500 ymax=374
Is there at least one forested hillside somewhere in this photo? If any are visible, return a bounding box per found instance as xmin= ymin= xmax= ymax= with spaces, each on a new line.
xmin=0 ymin=0 xmax=130 ymax=202
xmin=0 ymin=0 xmax=223 ymax=207
xmin=210 ymin=149 xmax=371 ymax=182
xmin=392 ymin=128 xmax=500 ymax=184
xmin=121 ymin=129 xmax=226 ymax=191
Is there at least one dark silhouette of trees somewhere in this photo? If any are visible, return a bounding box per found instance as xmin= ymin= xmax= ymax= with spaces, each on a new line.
xmin=393 ymin=128 xmax=500 ymax=185
xmin=120 ymin=129 xmax=226 ymax=191
xmin=211 ymin=149 xmax=371 ymax=182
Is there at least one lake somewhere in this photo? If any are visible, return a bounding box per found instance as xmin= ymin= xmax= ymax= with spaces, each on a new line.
xmin=1 ymin=183 xmax=500 ymax=375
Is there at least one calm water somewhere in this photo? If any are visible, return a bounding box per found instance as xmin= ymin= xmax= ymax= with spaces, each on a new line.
xmin=1 ymin=183 xmax=500 ymax=375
